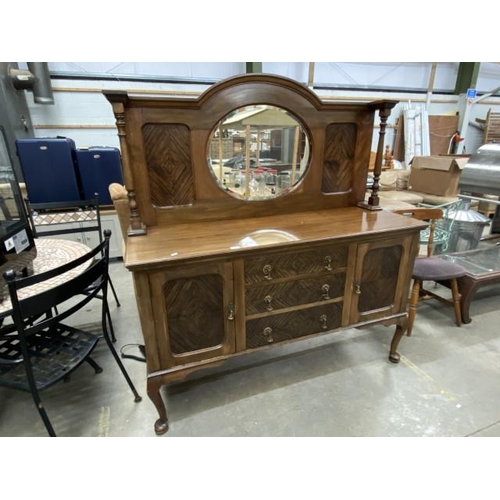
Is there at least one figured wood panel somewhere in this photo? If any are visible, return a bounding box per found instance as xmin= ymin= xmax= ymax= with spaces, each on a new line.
xmin=244 ymin=245 xmax=348 ymax=286
xmin=322 ymin=123 xmax=357 ymax=193
xmin=143 ymin=123 xmax=195 ymax=207
xmin=358 ymin=245 xmax=403 ymax=313
xmin=164 ymin=274 xmax=224 ymax=354
xmin=245 ymin=273 xmax=346 ymax=315
xmin=246 ymin=303 xmax=343 ymax=349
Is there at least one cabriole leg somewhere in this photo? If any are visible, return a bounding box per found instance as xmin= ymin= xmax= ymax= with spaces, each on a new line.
xmin=389 ymin=323 xmax=406 ymax=364
xmin=147 ymin=377 xmax=169 ymax=435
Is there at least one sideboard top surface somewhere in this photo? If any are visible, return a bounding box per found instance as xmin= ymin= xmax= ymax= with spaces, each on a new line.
xmin=124 ymin=207 xmax=426 ymax=270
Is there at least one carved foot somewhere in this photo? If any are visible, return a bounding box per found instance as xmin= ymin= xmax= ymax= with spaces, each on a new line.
xmin=458 ymin=277 xmax=475 ymax=324
xmin=148 ymin=377 xmax=169 ymax=435
xmin=154 ymin=418 xmax=169 ymax=435
xmin=461 ymin=294 xmax=473 ymax=324
xmin=389 ymin=351 xmax=401 ymax=364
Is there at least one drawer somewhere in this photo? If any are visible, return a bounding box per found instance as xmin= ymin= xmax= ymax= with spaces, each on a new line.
xmin=246 ymin=303 xmax=343 ymax=349
xmin=244 ymin=245 xmax=348 ymax=285
xmin=245 ymin=272 xmax=346 ymax=315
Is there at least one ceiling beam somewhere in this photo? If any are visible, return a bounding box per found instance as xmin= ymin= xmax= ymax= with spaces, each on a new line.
xmin=454 ymin=62 xmax=480 ymax=94
xmin=246 ymin=62 xmax=262 ymax=73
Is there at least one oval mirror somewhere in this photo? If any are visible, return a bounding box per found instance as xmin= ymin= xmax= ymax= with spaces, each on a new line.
xmin=207 ymin=105 xmax=310 ymax=200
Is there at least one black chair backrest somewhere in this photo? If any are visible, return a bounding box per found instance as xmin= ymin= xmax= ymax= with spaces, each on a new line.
xmin=3 ymin=232 xmax=110 ymax=338
xmin=26 ymin=197 xmax=102 ymax=241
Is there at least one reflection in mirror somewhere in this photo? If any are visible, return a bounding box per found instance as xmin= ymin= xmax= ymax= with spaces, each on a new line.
xmin=207 ymin=105 xmax=310 ymax=200
xmin=238 ymin=229 xmax=299 ymax=248
xmin=0 ymin=130 xmax=22 ymax=236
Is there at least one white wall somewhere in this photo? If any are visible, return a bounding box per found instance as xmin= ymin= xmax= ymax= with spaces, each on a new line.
xmin=19 ymin=62 xmax=246 ymax=81
xmin=26 ymin=78 xmax=214 ymax=149
xmin=264 ymin=62 xmax=460 ymax=92
xmin=264 ymin=62 xmax=500 ymax=94
xmin=23 ymin=62 xmax=500 ymax=163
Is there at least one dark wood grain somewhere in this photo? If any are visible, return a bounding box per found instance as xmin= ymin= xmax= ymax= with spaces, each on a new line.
xmin=245 ymin=273 xmax=346 ymax=315
xmin=244 ymin=244 xmax=348 ymax=286
xmin=143 ymin=124 xmax=195 ymax=207
xmin=246 ymin=303 xmax=343 ymax=349
xmin=357 ymin=245 xmax=402 ymax=313
xmin=164 ymin=274 xmax=224 ymax=354
xmin=322 ymin=123 xmax=356 ymax=193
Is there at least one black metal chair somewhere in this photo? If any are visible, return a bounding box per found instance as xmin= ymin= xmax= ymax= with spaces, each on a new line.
xmin=0 ymin=230 xmax=141 ymax=437
xmin=25 ymin=197 xmax=120 ymax=341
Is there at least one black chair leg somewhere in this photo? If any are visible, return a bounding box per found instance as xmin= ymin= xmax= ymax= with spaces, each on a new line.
xmin=103 ymin=330 xmax=142 ymax=403
xmin=30 ymin=386 xmax=56 ymax=436
xmin=108 ymin=276 xmax=121 ymax=308
xmin=105 ymin=303 xmax=116 ymax=343
xmin=86 ymin=356 xmax=103 ymax=374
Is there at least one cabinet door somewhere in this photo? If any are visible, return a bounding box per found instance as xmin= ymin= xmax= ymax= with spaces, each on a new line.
xmin=148 ymin=261 xmax=235 ymax=368
xmin=349 ymin=235 xmax=415 ymax=324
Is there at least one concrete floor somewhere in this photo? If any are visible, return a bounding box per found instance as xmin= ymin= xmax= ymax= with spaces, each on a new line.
xmin=1 ymin=258 xmax=500 ymax=437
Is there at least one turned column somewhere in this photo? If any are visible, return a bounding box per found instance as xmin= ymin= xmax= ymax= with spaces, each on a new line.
xmin=104 ymin=91 xmax=146 ymax=236
xmin=368 ymin=102 xmax=396 ymax=208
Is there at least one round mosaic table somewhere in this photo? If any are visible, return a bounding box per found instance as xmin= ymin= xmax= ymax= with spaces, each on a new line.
xmin=0 ymin=238 xmax=92 ymax=317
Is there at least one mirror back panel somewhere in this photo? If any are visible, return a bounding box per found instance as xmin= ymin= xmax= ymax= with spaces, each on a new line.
xmin=104 ymin=74 xmax=394 ymax=227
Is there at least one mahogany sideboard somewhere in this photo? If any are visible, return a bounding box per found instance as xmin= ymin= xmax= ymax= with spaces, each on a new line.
xmin=104 ymin=74 xmax=426 ymax=435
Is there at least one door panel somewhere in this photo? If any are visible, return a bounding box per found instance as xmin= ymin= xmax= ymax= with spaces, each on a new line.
xmin=165 ymin=274 xmax=225 ymax=354
xmin=350 ymin=235 xmax=414 ymax=323
xmin=358 ymin=245 xmax=402 ymax=313
xmin=148 ymin=261 xmax=235 ymax=367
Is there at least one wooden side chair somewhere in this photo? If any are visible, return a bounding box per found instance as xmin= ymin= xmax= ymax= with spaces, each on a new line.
xmin=393 ymin=207 xmax=466 ymax=336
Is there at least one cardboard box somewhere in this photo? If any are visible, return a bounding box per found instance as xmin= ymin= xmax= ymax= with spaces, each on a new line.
xmin=409 ymin=156 xmax=469 ymax=197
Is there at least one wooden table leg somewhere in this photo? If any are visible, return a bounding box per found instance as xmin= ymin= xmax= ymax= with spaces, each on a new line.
xmin=457 ymin=275 xmax=488 ymax=325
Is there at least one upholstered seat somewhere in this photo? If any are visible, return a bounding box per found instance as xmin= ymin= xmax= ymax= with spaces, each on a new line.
xmin=413 ymin=257 xmax=465 ymax=281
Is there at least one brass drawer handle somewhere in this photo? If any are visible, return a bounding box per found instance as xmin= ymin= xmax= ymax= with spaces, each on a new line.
xmin=263 ymin=264 xmax=273 ymax=280
xmin=320 ymin=314 xmax=328 ymax=330
xmin=263 ymin=326 xmax=274 ymax=343
xmin=264 ymin=295 xmax=273 ymax=311
xmin=324 ymin=256 xmax=332 ymax=271
xmin=321 ymin=284 xmax=330 ymax=300
xmin=228 ymin=302 xmax=235 ymax=321
xmin=354 ymin=282 xmax=361 ymax=295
